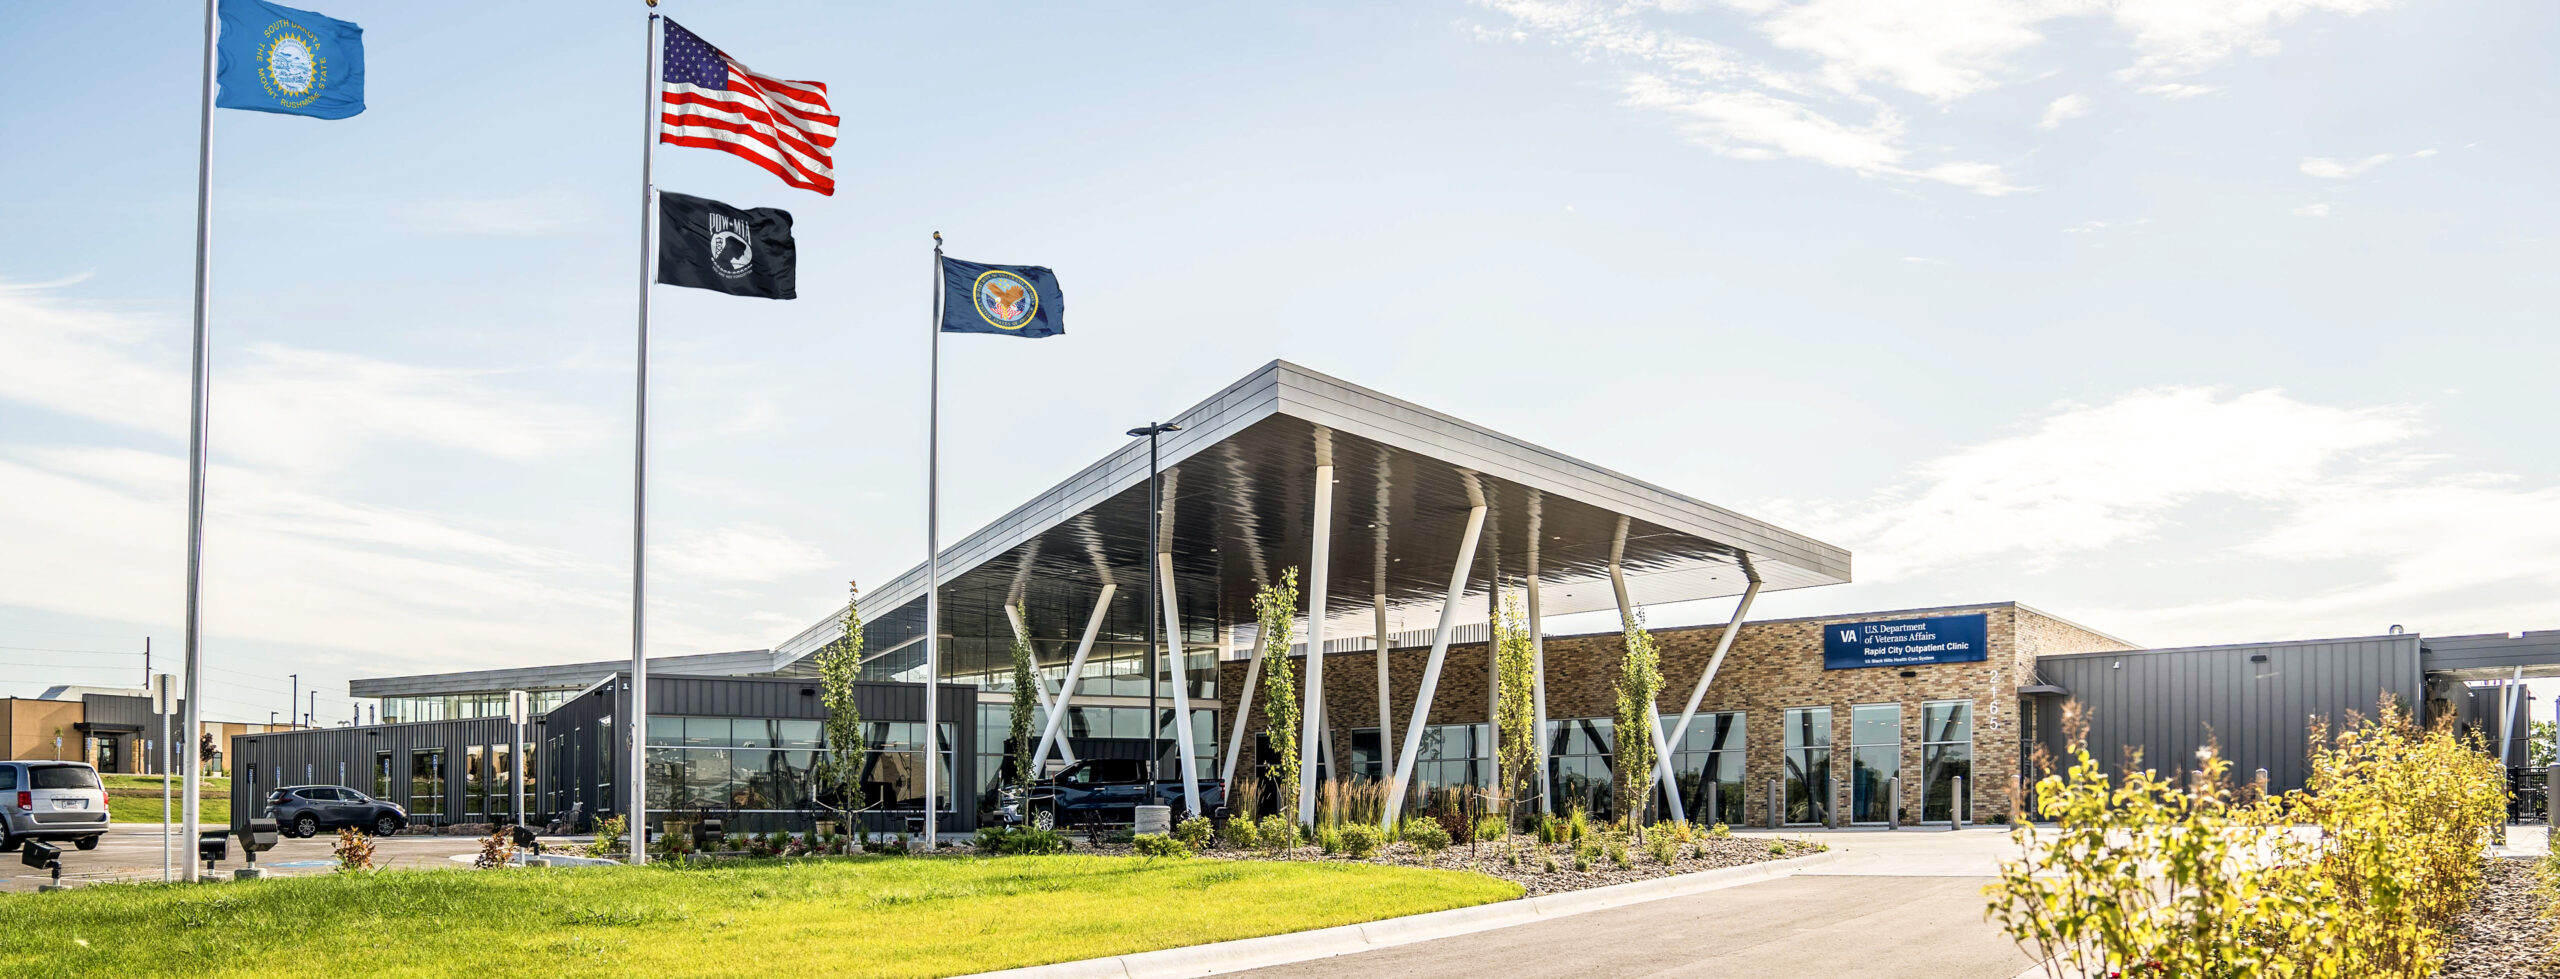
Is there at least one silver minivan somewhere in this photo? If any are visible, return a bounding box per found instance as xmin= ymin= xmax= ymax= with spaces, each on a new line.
xmin=0 ymin=761 xmax=111 ymax=852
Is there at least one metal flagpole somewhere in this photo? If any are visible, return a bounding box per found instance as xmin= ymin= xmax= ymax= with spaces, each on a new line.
xmin=627 ymin=8 xmax=661 ymax=866
xmin=923 ymin=232 xmax=946 ymax=850
xmin=158 ymin=673 xmax=172 ymax=882
xmin=180 ymin=0 xmax=218 ymax=884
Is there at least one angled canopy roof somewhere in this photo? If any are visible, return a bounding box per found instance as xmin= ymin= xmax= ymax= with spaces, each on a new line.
xmin=769 ymin=360 xmax=1849 ymax=674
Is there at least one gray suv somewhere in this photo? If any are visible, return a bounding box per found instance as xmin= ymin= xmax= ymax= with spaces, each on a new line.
xmin=0 ymin=761 xmax=110 ymax=852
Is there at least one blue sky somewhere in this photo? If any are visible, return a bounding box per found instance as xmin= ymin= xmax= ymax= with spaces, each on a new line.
xmin=2 ymin=0 xmax=2553 ymax=721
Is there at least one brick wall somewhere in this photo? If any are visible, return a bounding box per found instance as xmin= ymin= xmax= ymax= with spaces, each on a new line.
xmin=1218 ymin=601 xmax=2125 ymax=826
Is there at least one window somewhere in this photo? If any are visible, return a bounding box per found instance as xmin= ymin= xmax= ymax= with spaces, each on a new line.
xmin=1664 ymin=711 xmax=1746 ymax=826
xmin=641 ymin=714 xmax=945 ymax=814
xmin=465 ymin=745 xmax=488 ymax=816
xmin=1545 ymin=717 xmax=1617 ymax=819
xmin=374 ymin=751 xmax=394 ymax=804
xmin=410 ymin=750 xmax=446 ymax=820
xmin=0 ymin=767 xmax=15 ymax=790
xmin=1782 ymin=707 xmax=1832 ymax=825
xmin=30 ymin=765 xmax=101 ymax=790
xmin=1849 ymin=704 xmax=1900 ymax=824
xmin=490 ymin=743 xmax=514 ymax=818
xmin=1921 ymin=701 xmax=1974 ymax=823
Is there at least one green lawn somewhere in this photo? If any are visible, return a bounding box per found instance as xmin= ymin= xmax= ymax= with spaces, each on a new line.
xmin=0 ymin=854 xmax=1520 ymax=978
xmin=99 ymin=775 xmax=231 ymax=825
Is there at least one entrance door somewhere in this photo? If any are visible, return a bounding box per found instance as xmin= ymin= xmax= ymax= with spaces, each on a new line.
xmin=94 ymin=736 xmax=121 ymax=774
xmin=1849 ymin=705 xmax=1900 ymax=824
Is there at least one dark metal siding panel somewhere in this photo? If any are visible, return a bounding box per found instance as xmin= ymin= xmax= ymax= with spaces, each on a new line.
xmin=2037 ymin=637 xmax=2421 ymax=796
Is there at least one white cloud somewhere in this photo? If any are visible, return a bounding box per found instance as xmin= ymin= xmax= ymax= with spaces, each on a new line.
xmin=2039 ymin=93 xmax=2092 ymax=129
xmin=0 ymin=281 xmax=810 ymax=680
xmin=2139 ymin=82 xmax=2221 ymax=99
xmin=1478 ymin=1 xmax=2026 ymax=194
xmin=2292 ymin=202 xmax=2332 ymax=217
xmin=1761 ymin=387 xmax=2560 ymax=645
xmin=2111 ymin=0 xmax=2402 ymax=79
xmin=1474 ymin=0 xmax=2410 ymax=195
xmin=2300 ymin=153 xmax=2397 ymax=179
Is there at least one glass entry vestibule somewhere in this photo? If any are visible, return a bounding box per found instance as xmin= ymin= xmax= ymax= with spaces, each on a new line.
xmin=1849 ymin=704 xmax=1899 ymax=824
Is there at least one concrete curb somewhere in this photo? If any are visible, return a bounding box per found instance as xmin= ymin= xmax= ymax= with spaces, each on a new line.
xmin=957 ymin=849 xmax=1848 ymax=979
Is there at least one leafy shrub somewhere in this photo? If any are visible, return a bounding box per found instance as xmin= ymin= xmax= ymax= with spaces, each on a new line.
xmin=332 ymin=828 xmax=374 ymax=871
xmin=1401 ymin=817 xmax=1451 ymax=854
xmin=1338 ymin=823 xmax=1385 ymax=859
xmin=1646 ymin=830 xmax=1680 ymax=865
xmin=1605 ymin=836 xmax=1631 ymax=868
xmin=1316 ymin=827 xmax=1343 ymax=854
xmin=1436 ymin=806 xmax=1473 ymax=845
xmin=1709 ymin=822 xmax=1730 ymax=838
xmin=1766 ymin=840 xmax=1786 ymax=856
xmin=1218 ymin=816 xmax=1258 ymax=850
xmin=1536 ymin=812 xmax=1564 ymax=845
xmin=1541 ymin=852 xmax=1559 ymax=873
xmin=1474 ymin=814 xmax=1509 ymax=843
xmin=1566 ymin=806 xmax=1591 ymax=842
xmin=474 ymin=829 xmax=517 ymax=869
xmin=1256 ymin=815 xmax=1296 ymax=854
xmin=972 ymin=826 xmax=1069 ymax=855
xmin=1131 ymin=833 xmax=1191 ymax=859
xmin=1572 ymin=836 xmax=1599 ymax=868
xmin=763 ymin=831 xmax=792 ymax=855
xmin=585 ymin=814 xmax=627 ymax=857
xmin=1988 ymin=700 xmax=2505 ymax=979
xmin=655 ymin=829 xmax=696 ymax=859
xmin=1174 ymin=815 xmax=1215 ymax=850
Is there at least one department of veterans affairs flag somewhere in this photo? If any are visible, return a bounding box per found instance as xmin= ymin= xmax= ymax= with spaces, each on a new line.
xmin=215 ymin=0 xmax=365 ymax=119
xmin=940 ymin=258 xmax=1064 ymax=337
xmin=657 ymin=191 xmax=797 ymax=300
xmin=660 ymin=19 xmax=837 ymax=195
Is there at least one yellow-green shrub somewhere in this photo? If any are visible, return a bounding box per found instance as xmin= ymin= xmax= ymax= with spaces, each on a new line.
xmin=1987 ymin=701 xmax=2506 ymax=979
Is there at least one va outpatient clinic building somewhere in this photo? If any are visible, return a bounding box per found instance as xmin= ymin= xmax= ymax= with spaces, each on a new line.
xmin=234 ymin=360 xmax=2541 ymax=834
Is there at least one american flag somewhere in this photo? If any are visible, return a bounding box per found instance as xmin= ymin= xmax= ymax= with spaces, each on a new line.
xmin=659 ymin=19 xmax=836 ymax=196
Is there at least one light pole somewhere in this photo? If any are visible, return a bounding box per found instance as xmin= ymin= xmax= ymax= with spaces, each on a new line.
xmin=288 ymin=674 xmax=298 ymax=729
xmin=1127 ymin=420 xmax=1181 ymax=805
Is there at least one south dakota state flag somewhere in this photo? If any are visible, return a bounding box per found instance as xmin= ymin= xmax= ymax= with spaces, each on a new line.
xmin=941 ymin=258 xmax=1063 ymax=338
xmin=215 ymin=0 xmax=366 ymax=119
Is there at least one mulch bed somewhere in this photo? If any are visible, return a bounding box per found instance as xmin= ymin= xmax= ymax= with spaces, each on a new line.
xmin=2440 ymin=858 xmax=2560 ymax=978
xmin=1076 ymin=834 xmax=1825 ymax=897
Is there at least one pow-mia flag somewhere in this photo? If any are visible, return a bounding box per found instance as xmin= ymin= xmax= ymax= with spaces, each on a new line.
xmin=657 ymin=191 xmax=796 ymax=300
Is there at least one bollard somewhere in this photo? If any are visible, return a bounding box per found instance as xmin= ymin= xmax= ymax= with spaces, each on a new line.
xmin=1824 ymin=776 xmax=1839 ymax=829
xmin=1950 ymin=776 xmax=1965 ymax=830
xmin=1768 ymin=779 xmax=1783 ymax=829
xmin=2011 ymin=773 xmax=2023 ymax=823
xmin=1887 ymin=777 xmax=1900 ymax=830
xmin=1706 ymin=781 xmax=1720 ymax=828
xmin=2547 ymin=764 xmax=2560 ymax=824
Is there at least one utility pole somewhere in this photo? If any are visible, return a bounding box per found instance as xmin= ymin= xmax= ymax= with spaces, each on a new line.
xmin=1127 ymin=420 xmax=1181 ymax=805
xmin=288 ymin=674 xmax=298 ymax=730
xmin=306 ymin=690 xmax=315 ymax=728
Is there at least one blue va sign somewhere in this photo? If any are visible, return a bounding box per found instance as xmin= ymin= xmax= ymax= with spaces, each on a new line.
xmin=1822 ymin=613 xmax=1989 ymax=670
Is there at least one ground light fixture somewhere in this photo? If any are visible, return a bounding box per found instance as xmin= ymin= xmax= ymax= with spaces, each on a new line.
xmin=1127 ymin=421 xmax=1181 ymax=810
xmin=22 ymin=839 xmax=64 ymax=891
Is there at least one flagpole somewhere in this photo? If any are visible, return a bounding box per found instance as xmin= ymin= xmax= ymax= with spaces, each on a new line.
xmin=627 ymin=6 xmax=661 ymax=866
xmin=179 ymin=0 xmax=218 ymax=885
xmin=923 ymin=232 xmax=944 ymax=850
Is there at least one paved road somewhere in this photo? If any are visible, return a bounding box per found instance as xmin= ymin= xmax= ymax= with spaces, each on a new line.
xmin=4 ymin=826 xmax=533 ymax=892
xmin=1237 ymin=828 xmax=2037 ymax=979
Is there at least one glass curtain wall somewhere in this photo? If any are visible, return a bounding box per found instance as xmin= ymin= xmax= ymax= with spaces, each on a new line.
xmin=465 ymin=745 xmax=488 ymax=817
xmin=1849 ymin=704 xmax=1900 ymax=824
xmin=1782 ymin=707 xmax=1832 ymax=825
xmin=641 ymin=715 xmax=949 ymax=817
xmin=1665 ymin=711 xmax=1746 ymax=826
xmin=410 ymin=749 xmax=446 ymax=821
xmin=1921 ymin=701 xmax=1974 ymax=823
xmin=1545 ymin=717 xmax=1616 ymax=818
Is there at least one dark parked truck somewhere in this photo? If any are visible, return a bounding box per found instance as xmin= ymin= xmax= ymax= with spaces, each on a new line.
xmin=1013 ymin=758 xmax=1227 ymax=828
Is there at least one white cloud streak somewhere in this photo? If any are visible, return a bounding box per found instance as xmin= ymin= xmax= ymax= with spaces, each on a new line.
xmin=2039 ymin=93 xmax=2092 ymax=129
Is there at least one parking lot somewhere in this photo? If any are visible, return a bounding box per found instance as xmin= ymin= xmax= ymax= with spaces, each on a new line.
xmin=4 ymin=826 xmax=567 ymax=893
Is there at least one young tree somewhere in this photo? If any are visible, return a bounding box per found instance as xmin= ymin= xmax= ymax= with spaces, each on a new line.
xmin=1493 ymin=587 xmax=1539 ymax=829
xmin=1613 ymin=611 xmax=1664 ymax=827
xmin=811 ymin=581 xmax=869 ymax=832
xmin=1007 ymin=605 xmax=1039 ymax=797
xmin=199 ymin=732 xmax=217 ymax=770
xmin=1254 ymin=569 xmax=1303 ymax=824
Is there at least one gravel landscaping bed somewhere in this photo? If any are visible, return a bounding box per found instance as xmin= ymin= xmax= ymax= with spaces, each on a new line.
xmin=2439 ymin=858 xmax=2560 ymax=979
xmin=1077 ymin=834 xmax=1826 ymax=896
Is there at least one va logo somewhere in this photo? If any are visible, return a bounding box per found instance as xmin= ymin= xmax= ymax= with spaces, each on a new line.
xmin=257 ymin=20 xmax=329 ymax=109
xmin=972 ymin=269 xmax=1037 ymax=330
xmin=1838 ymin=629 xmax=1858 ymax=644
xmin=708 ymin=212 xmax=753 ymax=279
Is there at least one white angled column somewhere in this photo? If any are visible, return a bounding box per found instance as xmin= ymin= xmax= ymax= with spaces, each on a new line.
xmin=1527 ymin=569 xmax=1551 ymax=814
xmin=1294 ymin=463 xmax=1335 ymax=828
xmin=1383 ymin=503 xmax=1487 ymax=829
xmin=1220 ymin=626 xmax=1264 ymax=788
xmin=1004 ymin=604 xmax=1075 ymax=765
xmin=1659 ymin=575 xmax=1760 ymax=820
xmin=1611 ymin=516 xmax=1685 ymax=825
xmin=1159 ymin=551 xmax=1203 ymax=818
xmin=1374 ymin=597 xmax=1392 ymax=783
xmin=1032 ymin=583 xmax=1117 ymax=773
